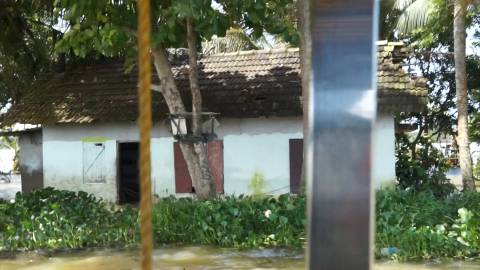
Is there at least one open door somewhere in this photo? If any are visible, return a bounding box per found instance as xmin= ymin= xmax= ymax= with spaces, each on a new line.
xmin=118 ymin=142 xmax=140 ymax=204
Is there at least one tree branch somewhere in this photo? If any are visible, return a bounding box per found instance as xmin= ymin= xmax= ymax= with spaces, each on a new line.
xmin=151 ymin=84 xmax=162 ymax=92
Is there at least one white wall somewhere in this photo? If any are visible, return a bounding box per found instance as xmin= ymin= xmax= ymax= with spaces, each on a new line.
xmin=218 ymin=118 xmax=303 ymax=195
xmin=372 ymin=115 xmax=397 ymax=188
xmin=42 ymin=118 xmax=302 ymax=201
xmin=42 ymin=115 xmax=396 ymax=201
xmin=43 ymin=122 xmax=175 ymax=201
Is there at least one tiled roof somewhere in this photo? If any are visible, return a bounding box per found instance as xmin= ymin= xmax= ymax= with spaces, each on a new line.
xmin=1 ymin=42 xmax=427 ymax=125
xmin=377 ymin=40 xmax=428 ymax=113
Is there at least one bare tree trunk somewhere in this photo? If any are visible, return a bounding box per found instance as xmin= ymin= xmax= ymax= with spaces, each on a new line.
xmin=297 ymin=0 xmax=311 ymax=193
xmin=152 ymin=47 xmax=215 ymax=198
xmin=186 ymin=19 xmax=216 ymax=198
xmin=454 ymin=0 xmax=476 ymax=191
xmin=187 ymin=19 xmax=202 ymax=135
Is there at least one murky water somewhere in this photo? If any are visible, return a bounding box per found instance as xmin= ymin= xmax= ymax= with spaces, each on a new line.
xmin=1 ymin=246 xmax=479 ymax=270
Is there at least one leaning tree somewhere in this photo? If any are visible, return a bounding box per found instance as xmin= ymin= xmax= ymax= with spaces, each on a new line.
xmin=54 ymin=0 xmax=297 ymax=198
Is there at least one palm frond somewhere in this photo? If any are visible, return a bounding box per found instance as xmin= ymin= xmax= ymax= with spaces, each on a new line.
xmin=202 ymin=28 xmax=258 ymax=55
xmin=395 ymin=0 xmax=432 ymax=34
xmin=0 ymin=136 xmax=17 ymax=150
xmin=394 ymin=0 xmax=418 ymax=10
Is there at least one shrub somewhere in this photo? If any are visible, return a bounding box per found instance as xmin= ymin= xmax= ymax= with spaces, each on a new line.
xmin=376 ymin=189 xmax=480 ymax=260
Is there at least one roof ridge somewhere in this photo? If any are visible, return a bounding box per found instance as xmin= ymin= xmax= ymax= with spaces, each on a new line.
xmin=210 ymin=47 xmax=300 ymax=57
xmin=209 ymin=42 xmax=406 ymax=57
xmin=376 ymin=40 xmax=405 ymax=46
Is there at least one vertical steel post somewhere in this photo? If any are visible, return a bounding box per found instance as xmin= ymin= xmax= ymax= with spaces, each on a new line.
xmin=306 ymin=0 xmax=378 ymax=269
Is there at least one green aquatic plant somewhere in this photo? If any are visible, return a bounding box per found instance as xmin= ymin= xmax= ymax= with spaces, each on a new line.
xmin=3 ymin=187 xmax=480 ymax=260
xmin=0 ymin=188 xmax=139 ymax=251
xmin=376 ymin=189 xmax=480 ymax=260
xmin=0 ymin=188 xmax=306 ymax=252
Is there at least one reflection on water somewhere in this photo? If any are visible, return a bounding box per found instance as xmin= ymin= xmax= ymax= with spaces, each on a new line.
xmin=1 ymin=246 xmax=479 ymax=270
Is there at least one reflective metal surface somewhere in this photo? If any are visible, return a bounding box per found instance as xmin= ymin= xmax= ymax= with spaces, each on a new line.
xmin=307 ymin=0 xmax=378 ymax=269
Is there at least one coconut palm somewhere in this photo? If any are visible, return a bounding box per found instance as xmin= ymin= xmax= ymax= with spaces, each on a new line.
xmin=201 ymin=28 xmax=259 ymax=55
xmin=0 ymin=136 xmax=16 ymax=150
xmin=394 ymin=0 xmax=477 ymax=190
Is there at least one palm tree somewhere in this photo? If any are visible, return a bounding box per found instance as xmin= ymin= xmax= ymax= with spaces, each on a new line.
xmin=0 ymin=136 xmax=16 ymax=150
xmin=394 ymin=0 xmax=476 ymax=190
xmin=201 ymin=28 xmax=259 ymax=55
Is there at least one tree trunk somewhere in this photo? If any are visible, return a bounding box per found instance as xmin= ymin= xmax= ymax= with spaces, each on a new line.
xmin=152 ymin=47 xmax=215 ymax=198
xmin=186 ymin=19 xmax=216 ymax=198
xmin=297 ymin=0 xmax=311 ymax=193
xmin=454 ymin=0 xmax=476 ymax=191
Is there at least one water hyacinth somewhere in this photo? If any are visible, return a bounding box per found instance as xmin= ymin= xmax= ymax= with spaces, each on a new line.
xmin=376 ymin=189 xmax=480 ymax=260
xmin=2 ymin=187 xmax=480 ymax=261
xmin=0 ymin=189 xmax=306 ymax=252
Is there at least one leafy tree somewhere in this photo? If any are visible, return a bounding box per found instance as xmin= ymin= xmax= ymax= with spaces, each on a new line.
xmin=0 ymin=0 xmax=57 ymax=111
xmin=54 ymin=0 xmax=298 ymax=198
xmin=392 ymin=0 xmax=479 ymax=190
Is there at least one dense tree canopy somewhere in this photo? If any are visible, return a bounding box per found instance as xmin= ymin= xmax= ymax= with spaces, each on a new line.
xmin=0 ymin=0 xmax=56 ymax=110
xmin=54 ymin=0 xmax=298 ymax=58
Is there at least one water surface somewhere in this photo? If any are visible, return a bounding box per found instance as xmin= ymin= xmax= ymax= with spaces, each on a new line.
xmin=1 ymin=246 xmax=479 ymax=270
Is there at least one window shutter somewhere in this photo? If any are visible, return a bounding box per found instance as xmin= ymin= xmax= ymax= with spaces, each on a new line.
xmin=174 ymin=140 xmax=224 ymax=193
xmin=289 ymin=139 xmax=303 ymax=194
xmin=174 ymin=143 xmax=193 ymax=193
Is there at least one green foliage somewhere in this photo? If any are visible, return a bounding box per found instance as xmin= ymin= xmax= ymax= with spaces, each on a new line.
xmin=376 ymin=189 xmax=480 ymax=260
xmin=379 ymin=0 xmax=403 ymax=40
xmin=4 ymin=188 xmax=480 ymax=260
xmin=395 ymin=135 xmax=455 ymax=197
xmin=0 ymin=188 xmax=305 ymax=252
xmin=388 ymin=0 xmax=480 ymax=47
xmin=54 ymin=0 xmax=298 ymax=59
xmin=0 ymin=0 xmax=56 ymax=110
xmin=0 ymin=188 xmax=139 ymax=252
xmin=152 ymin=195 xmax=306 ymax=248
xmin=468 ymin=55 xmax=480 ymax=143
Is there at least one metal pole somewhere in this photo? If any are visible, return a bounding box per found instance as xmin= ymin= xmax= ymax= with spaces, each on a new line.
xmin=306 ymin=0 xmax=378 ymax=269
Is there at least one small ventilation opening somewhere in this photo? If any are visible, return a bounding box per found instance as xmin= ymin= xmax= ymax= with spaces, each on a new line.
xmin=118 ymin=142 xmax=140 ymax=204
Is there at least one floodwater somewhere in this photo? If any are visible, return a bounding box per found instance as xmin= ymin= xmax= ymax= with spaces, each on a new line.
xmin=1 ymin=246 xmax=480 ymax=270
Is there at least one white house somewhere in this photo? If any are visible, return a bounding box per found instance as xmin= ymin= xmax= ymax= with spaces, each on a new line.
xmin=0 ymin=42 xmax=427 ymax=202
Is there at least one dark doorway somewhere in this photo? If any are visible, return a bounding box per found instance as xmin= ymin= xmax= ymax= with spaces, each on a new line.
xmin=118 ymin=142 xmax=140 ymax=204
xmin=289 ymin=139 xmax=303 ymax=194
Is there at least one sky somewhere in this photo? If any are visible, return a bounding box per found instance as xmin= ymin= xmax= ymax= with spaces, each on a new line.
xmin=466 ymin=27 xmax=479 ymax=56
